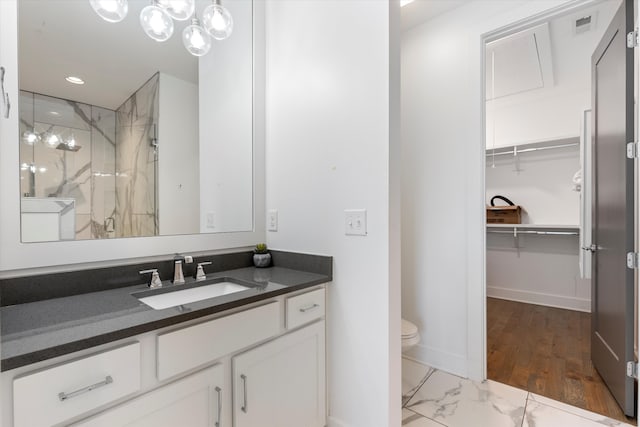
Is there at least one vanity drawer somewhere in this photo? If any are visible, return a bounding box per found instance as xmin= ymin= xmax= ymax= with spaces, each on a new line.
xmin=157 ymin=301 xmax=280 ymax=380
xmin=13 ymin=342 xmax=141 ymax=427
xmin=286 ymin=288 xmax=325 ymax=330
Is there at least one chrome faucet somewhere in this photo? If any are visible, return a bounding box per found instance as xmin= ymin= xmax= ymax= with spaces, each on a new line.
xmin=195 ymin=261 xmax=212 ymax=281
xmin=139 ymin=269 xmax=162 ymax=289
xmin=173 ymin=256 xmax=185 ymax=284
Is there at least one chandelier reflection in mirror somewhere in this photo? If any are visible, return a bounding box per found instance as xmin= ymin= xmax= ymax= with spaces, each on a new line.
xmin=89 ymin=0 xmax=233 ymax=57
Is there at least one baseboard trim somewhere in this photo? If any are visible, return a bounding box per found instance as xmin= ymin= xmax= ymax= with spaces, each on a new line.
xmin=327 ymin=416 xmax=351 ymax=427
xmin=403 ymin=343 xmax=467 ymax=378
xmin=487 ymin=286 xmax=590 ymax=312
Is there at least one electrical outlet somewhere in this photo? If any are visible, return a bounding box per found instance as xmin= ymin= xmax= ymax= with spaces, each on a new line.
xmin=345 ymin=209 xmax=367 ymax=236
xmin=267 ymin=210 xmax=278 ymax=232
xmin=206 ymin=212 xmax=215 ymax=229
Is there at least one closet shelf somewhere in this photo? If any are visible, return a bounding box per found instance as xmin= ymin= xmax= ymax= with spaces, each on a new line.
xmin=486 ymin=224 xmax=579 ymax=230
xmin=487 ymin=224 xmax=579 ymax=236
xmin=485 ymin=136 xmax=580 ymax=158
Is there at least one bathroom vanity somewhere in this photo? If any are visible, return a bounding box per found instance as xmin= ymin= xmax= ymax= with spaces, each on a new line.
xmin=0 ymin=251 xmax=331 ymax=427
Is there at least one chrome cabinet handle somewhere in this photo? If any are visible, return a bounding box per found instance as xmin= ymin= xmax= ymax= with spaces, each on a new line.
xmin=299 ymin=303 xmax=319 ymax=313
xmin=240 ymin=374 xmax=248 ymax=413
xmin=58 ymin=375 xmax=113 ymax=401
xmin=1 ymin=66 xmax=10 ymax=119
xmin=215 ymin=386 xmax=222 ymax=427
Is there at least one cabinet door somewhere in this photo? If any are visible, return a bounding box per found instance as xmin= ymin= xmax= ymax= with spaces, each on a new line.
xmin=73 ymin=364 xmax=225 ymax=427
xmin=233 ymin=321 xmax=325 ymax=427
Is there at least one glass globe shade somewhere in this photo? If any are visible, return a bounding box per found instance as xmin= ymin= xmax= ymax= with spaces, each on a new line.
xmin=182 ymin=20 xmax=212 ymax=56
xmin=202 ymin=3 xmax=233 ymax=40
xmin=90 ymin=0 xmax=128 ymax=23
xmin=140 ymin=4 xmax=174 ymax=42
xmin=157 ymin=0 xmax=194 ymax=21
xmin=22 ymin=131 xmax=39 ymax=145
xmin=45 ymin=133 xmax=60 ymax=147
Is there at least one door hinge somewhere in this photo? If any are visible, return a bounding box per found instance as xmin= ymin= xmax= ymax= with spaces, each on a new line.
xmin=627 ymin=30 xmax=639 ymax=48
xmin=627 ymin=361 xmax=638 ymax=379
xmin=627 ymin=142 xmax=640 ymax=159
xmin=626 ymin=252 xmax=640 ymax=269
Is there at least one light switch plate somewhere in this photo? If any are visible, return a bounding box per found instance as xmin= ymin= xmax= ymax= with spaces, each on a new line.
xmin=345 ymin=209 xmax=367 ymax=236
xmin=206 ymin=212 xmax=215 ymax=229
xmin=267 ymin=210 xmax=278 ymax=232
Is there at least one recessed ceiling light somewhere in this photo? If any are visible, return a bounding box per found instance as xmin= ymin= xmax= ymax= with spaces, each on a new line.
xmin=400 ymin=0 xmax=415 ymax=6
xmin=49 ymin=111 xmax=60 ymax=116
xmin=65 ymin=76 xmax=85 ymax=85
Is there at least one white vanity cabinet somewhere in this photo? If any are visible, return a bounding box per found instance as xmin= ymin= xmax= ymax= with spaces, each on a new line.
xmin=2 ymin=286 xmax=327 ymax=427
xmin=72 ymin=364 xmax=225 ymax=427
xmin=233 ymin=320 xmax=326 ymax=427
xmin=12 ymin=343 xmax=141 ymax=427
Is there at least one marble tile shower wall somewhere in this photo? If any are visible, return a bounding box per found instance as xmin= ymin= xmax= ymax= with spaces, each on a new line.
xmin=114 ymin=73 xmax=159 ymax=238
xmin=19 ymin=91 xmax=116 ymax=239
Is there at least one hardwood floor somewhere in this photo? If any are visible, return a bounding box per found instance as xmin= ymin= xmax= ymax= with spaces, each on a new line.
xmin=487 ymin=297 xmax=636 ymax=424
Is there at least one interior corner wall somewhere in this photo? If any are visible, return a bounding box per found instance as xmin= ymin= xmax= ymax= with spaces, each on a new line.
xmin=400 ymin=0 xmax=571 ymax=381
xmin=158 ymin=73 xmax=199 ymax=235
xmin=264 ymin=1 xmax=397 ymax=426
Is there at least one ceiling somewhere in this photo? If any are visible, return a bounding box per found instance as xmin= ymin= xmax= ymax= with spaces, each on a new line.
xmin=401 ymin=0 xmax=468 ymax=32
xmin=486 ymin=23 xmax=554 ymax=99
xmin=18 ymin=0 xmax=203 ymax=110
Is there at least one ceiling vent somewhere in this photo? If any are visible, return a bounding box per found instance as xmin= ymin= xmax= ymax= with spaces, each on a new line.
xmin=574 ymin=13 xmax=597 ymax=35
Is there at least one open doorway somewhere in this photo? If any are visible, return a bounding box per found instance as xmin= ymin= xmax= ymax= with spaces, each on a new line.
xmin=483 ymin=0 xmax=636 ymax=423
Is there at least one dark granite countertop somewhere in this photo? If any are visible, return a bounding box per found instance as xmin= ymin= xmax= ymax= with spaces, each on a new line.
xmin=1 ymin=265 xmax=331 ymax=371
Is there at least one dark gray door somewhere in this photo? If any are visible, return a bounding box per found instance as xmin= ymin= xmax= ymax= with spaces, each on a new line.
xmin=591 ymin=0 xmax=635 ymax=417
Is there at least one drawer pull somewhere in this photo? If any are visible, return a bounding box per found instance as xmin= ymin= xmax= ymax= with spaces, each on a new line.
xmin=215 ymin=386 xmax=222 ymax=427
xmin=299 ymin=303 xmax=320 ymax=313
xmin=58 ymin=375 xmax=113 ymax=401
xmin=240 ymin=374 xmax=248 ymax=413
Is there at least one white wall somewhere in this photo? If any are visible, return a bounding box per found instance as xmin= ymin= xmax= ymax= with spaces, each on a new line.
xmin=199 ymin=0 xmax=253 ymax=234
xmin=486 ymin=147 xmax=581 ymax=225
xmin=486 ymin=1 xmax=620 ymax=148
xmin=487 ymin=233 xmax=588 ymax=311
xmin=401 ymin=0 xmax=582 ymax=380
xmin=485 ymin=146 xmax=587 ymax=311
xmin=264 ymin=1 xmax=400 ymax=426
xmin=158 ymin=73 xmax=199 ymax=235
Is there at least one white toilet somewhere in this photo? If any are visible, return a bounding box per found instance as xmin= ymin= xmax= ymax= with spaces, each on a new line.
xmin=402 ymin=318 xmax=420 ymax=352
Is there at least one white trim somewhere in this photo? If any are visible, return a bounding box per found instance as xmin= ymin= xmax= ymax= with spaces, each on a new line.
xmin=404 ymin=343 xmax=467 ymax=379
xmin=487 ymin=286 xmax=591 ymax=312
xmin=327 ymin=417 xmax=352 ymax=427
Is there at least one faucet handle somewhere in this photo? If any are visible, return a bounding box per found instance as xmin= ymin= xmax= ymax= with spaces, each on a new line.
xmin=195 ymin=262 xmax=213 ymax=281
xmin=140 ymin=269 xmax=162 ymax=289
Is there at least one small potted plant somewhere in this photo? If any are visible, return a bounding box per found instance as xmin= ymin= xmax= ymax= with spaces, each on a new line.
xmin=253 ymin=243 xmax=271 ymax=268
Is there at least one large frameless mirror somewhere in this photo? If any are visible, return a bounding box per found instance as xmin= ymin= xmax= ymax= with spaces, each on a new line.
xmin=18 ymin=0 xmax=253 ymax=242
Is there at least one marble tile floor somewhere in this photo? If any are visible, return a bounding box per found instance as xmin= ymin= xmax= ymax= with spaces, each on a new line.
xmin=402 ymin=357 xmax=635 ymax=427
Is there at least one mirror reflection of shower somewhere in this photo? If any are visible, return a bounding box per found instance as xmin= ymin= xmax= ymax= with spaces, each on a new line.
xmin=19 ymin=74 xmax=159 ymax=240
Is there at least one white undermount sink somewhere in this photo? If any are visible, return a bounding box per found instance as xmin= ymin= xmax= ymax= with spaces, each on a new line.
xmin=137 ymin=281 xmax=251 ymax=310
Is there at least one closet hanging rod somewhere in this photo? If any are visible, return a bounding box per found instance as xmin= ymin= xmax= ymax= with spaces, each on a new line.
xmin=487 ymin=230 xmax=578 ymax=236
xmin=485 ymin=142 xmax=579 ymax=157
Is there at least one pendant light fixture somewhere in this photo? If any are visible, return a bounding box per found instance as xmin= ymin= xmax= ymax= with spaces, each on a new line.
xmin=89 ymin=0 xmax=232 ymax=55
xmin=157 ymin=0 xmax=195 ymax=21
xmin=182 ymin=16 xmax=212 ymax=56
xmin=90 ymin=0 xmax=129 ymax=23
xmin=202 ymin=0 xmax=233 ymax=40
xmin=140 ymin=0 xmax=174 ymax=42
